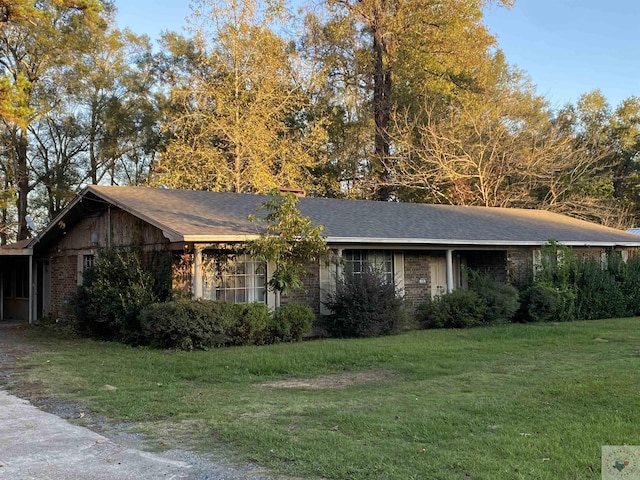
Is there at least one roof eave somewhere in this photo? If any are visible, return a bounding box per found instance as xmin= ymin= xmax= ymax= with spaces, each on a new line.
xmin=183 ymin=234 xmax=260 ymax=243
xmin=325 ymin=237 xmax=640 ymax=248
xmin=0 ymin=247 xmax=32 ymax=256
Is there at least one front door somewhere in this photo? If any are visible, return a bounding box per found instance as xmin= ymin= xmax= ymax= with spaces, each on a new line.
xmin=430 ymin=257 xmax=447 ymax=298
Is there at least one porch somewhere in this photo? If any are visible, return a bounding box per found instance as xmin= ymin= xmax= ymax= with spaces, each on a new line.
xmin=0 ymin=240 xmax=35 ymax=324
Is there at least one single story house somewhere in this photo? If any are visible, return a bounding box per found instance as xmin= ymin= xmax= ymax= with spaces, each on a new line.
xmin=4 ymin=185 xmax=640 ymax=324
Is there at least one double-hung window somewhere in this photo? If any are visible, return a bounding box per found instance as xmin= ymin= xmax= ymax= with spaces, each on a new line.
xmin=203 ymin=254 xmax=266 ymax=303
xmin=342 ymin=250 xmax=393 ymax=283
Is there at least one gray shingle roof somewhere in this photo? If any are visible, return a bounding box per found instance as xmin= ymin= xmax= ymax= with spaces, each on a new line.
xmin=74 ymin=186 xmax=640 ymax=248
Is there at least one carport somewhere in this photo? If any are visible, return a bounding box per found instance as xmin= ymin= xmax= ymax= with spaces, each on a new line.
xmin=0 ymin=240 xmax=34 ymax=324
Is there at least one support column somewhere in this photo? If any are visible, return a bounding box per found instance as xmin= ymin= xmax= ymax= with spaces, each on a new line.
xmin=445 ymin=249 xmax=454 ymax=294
xmin=193 ymin=246 xmax=203 ymax=299
xmin=0 ymin=268 xmax=4 ymax=321
xmin=266 ymin=260 xmax=279 ymax=310
xmin=28 ymin=255 xmax=33 ymax=324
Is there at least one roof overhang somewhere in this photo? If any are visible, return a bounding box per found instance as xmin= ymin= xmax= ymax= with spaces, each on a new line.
xmin=0 ymin=247 xmax=32 ymax=256
xmin=183 ymin=236 xmax=640 ymax=248
xmin=325 ymin=237 xmax=640 ymax=248
xmin=184 ymin=234 xmax=260 ymax=243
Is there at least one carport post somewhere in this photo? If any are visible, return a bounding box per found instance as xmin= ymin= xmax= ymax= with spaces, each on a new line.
xmin=28 ymin=254 xmax=33 ymax=324
xmin=445 ymin=249 xmax=454 ymax=294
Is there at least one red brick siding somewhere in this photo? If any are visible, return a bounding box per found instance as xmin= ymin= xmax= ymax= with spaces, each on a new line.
xmin=49 ymin=254 xmax=78 ymax=320
xmin=403 ymin=252 xmax=432 ymax=312
xmin=172 ymin=253 xmax=194 ymax=298
xmin=280 ymin=261 xmax=321 ymax=316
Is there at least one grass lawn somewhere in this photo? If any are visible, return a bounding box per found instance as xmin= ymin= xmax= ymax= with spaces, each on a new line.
xmin=16 ymin=318 xmax=640 ymax=479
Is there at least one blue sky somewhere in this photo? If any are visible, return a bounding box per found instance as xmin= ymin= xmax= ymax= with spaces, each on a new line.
xmin=116 ymin=0 xmax=640 ymax=110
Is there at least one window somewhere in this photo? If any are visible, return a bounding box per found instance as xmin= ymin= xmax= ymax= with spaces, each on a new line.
xmin=203 ymin=254 xmax=266 ymax=303
xmin=77 ymin=253 xmax=95 ymax=286
xmin=83 ymin=255 xmax=95 ymax=269
xmin=342 ymin=250 xmax=393 ymax=283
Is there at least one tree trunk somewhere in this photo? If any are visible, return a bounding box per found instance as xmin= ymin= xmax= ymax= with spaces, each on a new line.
xmin=372 ymin=6 xmax=392 ymax=201
xmin=15 ymin=129 xmax=29 ymax=240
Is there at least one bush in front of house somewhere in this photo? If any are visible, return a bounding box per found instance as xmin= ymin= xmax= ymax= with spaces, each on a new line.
xmin=417 ymin=289 xmax=486 ymax=329
xmin=225 ymin=302 xmax=271 ymax=346
xmin=622 ymin=255 xmax=640 ymax=315
xmin=573 ymin=258 xmax=628 ymax=320
xmin=139 ymin=300 xmax=312 ymax=350
xmin=515 ymin=282 xmax=575 ymax=323
xmin=468 ymin=271 xmax=520 ymax=324
xmin=73 ymin=247 xmax=157 ymax=343
xmin=267 ymin=302 xmax=314 ymax=343
xmin=323 ymin=269 xmax=407 ymax=338
xmin=139 ymin=299 xmax=231 ymax=350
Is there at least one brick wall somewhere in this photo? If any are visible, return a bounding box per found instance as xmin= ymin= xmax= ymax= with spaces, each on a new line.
xmin=402 ymin=252 xmax=431 ymax=312
xmin=506 ymin=248 xmax=533 ymax=287
xmin=280 ymin=261 xmax=321 ymax=315
xmin=172 ymin=252 xmax=194 ymax=298
xmin=50 ymin=253 xmax=78 ymax=321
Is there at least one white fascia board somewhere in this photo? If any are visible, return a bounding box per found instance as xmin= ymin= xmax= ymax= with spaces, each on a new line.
xmin=183 ymin=234 xmax=261 ymax=243
xmin=162 ymin=231 xmax=184 ymax=242
xmin=0 ymin=248 xmax=32 ymax=256
xmin=325 ymin=237 xmax=640 ymax=248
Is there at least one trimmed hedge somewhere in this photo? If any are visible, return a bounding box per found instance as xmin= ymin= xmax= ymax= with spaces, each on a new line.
xmin=139 ymin=300 xmax=313 ymax=350
xmin=468 ymin=271 xmax=520 ymax=324
xmin=516 ymin=283 xmax=570 ymax=323
xmin=268 ymin=303 xmax=315 ymax=343
xmin=418 ymin=290 xmax=486 ymax=329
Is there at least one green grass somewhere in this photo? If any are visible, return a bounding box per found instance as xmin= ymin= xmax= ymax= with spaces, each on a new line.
xmin=17 ymin=318 xmax=640 ymax=479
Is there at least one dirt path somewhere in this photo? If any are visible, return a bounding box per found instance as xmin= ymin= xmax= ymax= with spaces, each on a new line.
xmin=0 ymin=323 xmax=285 ymax=480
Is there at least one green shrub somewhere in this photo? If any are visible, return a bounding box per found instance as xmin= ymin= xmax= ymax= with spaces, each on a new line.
xmin=324 ymin=269 xmax=406 ymax=338
xmin=418 ymin=290 xmax=486 ymax=329
xmin=623 ymin=256 xmax=640 ymax=315
xmin=226 ymin=302 xmax=270 ymax=346
xmin=73 ymin=247 xmax=157 ymax=343
xmin=468 ymin=271 xmax=520 ymax=324
xmin=139 ymin=300 xmax=272 ymax=349
xmin=268 ymin=303 xmax=314 ymax=342
xmin=574 ymin=259 xmax=629 ymax=320
xmin=516 ymin=283 xmax=575 ymax=323
xmin=140 ymin=299 xmax=231 ymax=350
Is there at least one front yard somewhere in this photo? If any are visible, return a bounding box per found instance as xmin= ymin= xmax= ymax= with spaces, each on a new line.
xmin=11 ymin=318 xmax=640 ymax=479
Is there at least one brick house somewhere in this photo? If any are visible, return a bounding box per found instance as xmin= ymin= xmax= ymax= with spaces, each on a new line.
xmin=4 ymin=185 xmax=640 ymax=323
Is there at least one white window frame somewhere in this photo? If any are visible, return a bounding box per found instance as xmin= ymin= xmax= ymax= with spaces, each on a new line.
xmin=342 ymin=249 xmax=394 ymax=283
xmin=202 ymin=253 xmax=267 ymax=304
xmin=77 ymin=250 xmax=95 ymax=286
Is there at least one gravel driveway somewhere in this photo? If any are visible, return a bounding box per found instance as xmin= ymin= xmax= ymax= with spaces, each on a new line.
xmin=0 ymin=322 xmax=285 ymax=480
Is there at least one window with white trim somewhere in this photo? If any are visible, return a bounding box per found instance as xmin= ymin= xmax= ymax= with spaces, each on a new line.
xmin=342 ymin=250 xmax=393 ymax=283
xmin=203 ymin=254 xmax=266 ymax=303
xmin=77 ymin=252 xmax=95 ymax=286
xmin=83 ymin=254 xmax=95 ymax=269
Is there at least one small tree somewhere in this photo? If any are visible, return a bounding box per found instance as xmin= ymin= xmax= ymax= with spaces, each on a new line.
xmin=73 ymin=247 xmax=157 ymax=342
xmin=249 ymin=192 xmax=328 ymax=295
